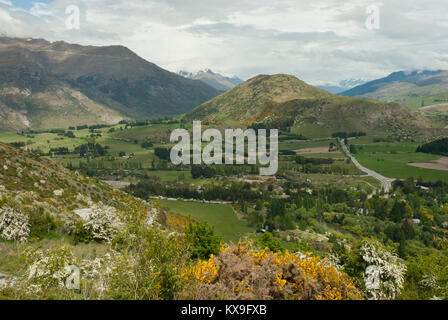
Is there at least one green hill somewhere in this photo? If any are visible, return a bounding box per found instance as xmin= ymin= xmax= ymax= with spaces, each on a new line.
xmin=183 ymin=74 xmax=432 ymax=138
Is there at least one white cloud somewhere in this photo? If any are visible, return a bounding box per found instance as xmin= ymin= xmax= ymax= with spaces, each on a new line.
xmin=0 ymin=0 xmax=447 ymax=84
xmin=0 ymin=0 xmax=12 ymax=6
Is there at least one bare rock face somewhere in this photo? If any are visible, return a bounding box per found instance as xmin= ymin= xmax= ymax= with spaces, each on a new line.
xmin=73 ymin=208 xmax=93 ymax=220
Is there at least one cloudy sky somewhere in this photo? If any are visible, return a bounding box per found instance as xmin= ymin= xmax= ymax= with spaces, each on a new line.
xmin=1 ymin=0 xmax=448 ymax=85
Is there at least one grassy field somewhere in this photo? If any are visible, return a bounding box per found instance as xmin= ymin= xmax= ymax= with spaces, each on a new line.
xmin=109 ymin=123 xmax=180 ymax=141
xmin=0 ymin=131 xmax=86 ymax=153
xmin=279 ymin=138 xmax=337 ymax=151
xmin=300 ymin=152 xmax=345 ymax=159
xmin=157 ymin=200 xmax=254 ymax=242
xmin=290 ymin=124 xmax=335 ymax=139
xmin=0 ymin=123 xmax=176 ymax=154
xmin=400 ymin=94 xmax=448 ymax=110
xmin=0 ymin=124 xmax=176 ymax=174
xmin=351 ymin=140 xmax=448 ymax=182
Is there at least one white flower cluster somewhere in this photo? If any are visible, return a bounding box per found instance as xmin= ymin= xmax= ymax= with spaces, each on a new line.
xmin=146 ymin=207 xmax=158 ymax=226
xmin=323 ymin=252 xmax=343 ymax=271
xmin=360 ymin=239 xmax=406 ymax=300
xmin=84 ymin=203 xmax=122 ymax=242
xmin=19 ymin=246 xmax=130 ymax=297
xmin=23 ymin=246 xmax=76 ymax=294
xmin=79 ymin=251 xmax=130 ymax=295
xmin=0 ymin=206 xmax=30 ymax=242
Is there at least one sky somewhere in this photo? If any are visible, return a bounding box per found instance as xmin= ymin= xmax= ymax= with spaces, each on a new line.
xmin=1 ymin=0 xmax=448 ymax=85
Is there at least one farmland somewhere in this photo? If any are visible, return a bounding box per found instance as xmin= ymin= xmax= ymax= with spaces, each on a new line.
xmin=2 ymin=120 xmax=448 ymax=301
xmin=350 ymin=139 xmax=448 ymax=182
xmin=3 ymin=121 xmax=448 ymax=184
xmin=157 ymin=199 xmax=254 ymax=242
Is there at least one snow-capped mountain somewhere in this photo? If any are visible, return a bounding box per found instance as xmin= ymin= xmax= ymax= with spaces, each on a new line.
xmin=178 ymin=69 xmax=244 ymax=91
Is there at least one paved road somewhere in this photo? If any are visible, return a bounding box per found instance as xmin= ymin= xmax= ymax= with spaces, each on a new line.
xmin=339 ymin=139 xmax=395 ymax=193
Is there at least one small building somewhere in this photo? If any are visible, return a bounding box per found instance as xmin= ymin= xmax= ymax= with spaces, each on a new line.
xmin=358 ymin=208 xmax=369 ymax=215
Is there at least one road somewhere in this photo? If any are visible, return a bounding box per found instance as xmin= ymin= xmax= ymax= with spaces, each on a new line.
xmin=339 ymin=139 xmax=395 ymax=193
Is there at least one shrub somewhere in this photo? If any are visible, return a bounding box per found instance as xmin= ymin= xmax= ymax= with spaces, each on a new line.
xmin=402 ymin=250 xmax=448 ymax=300
xmin=72 ymin=221 xmax=93 ymax=244
xmin=141 ymin=141 xmax=154 ymax=149
xmin=185 ymin=221 xmax=221 ymax=260
xmin=0 ymin=206 xmax=30 ymax=242
xmin=255 ymin=232 xmax=284 ymax=252
xmin=83 ymin=203 xmax=122 ymax=242
xmin=344 ymin=239 xmax=406 ymax=300
xmin=180 ymin=243 xmax=362 ymax=300
xmin=9 ymin=246 xmax=120 ymax=299
xmin=154 ymin=147 xmax=170 ymax=160
xmin=20 ymin=246 xmax=76 ymax=295
xmin=107 ymin=227 xmax=190 ymax=300
xmin=28 ymin=207 xmax=58 ymax=239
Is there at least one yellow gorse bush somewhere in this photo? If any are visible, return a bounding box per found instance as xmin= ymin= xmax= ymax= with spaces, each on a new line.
xmin=181 ymin=243 xmax=362 ymax=300
xmin=182 ymin=254 xmax=218 ymax=284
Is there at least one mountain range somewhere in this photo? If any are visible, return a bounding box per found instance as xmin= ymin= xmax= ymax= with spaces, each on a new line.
xmin=0 ymin=36 xmax=443 ymax=137
xmin=178 ymin=69 xmax=244 ymax=91
xmin=341 ymin=70 xmax=448 ymax=110
xmin=0 ymin=37 xmax=220 ymax=130
xmin=184 ymin=74 xmax=432 ymax=138
xmin=316 ymin=79 xmax=367 ymax=94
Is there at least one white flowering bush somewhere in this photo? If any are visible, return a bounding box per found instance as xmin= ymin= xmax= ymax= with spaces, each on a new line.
xmin=84 ymin=203 xmax=122 ymax=242
xmin=360 ymin=239 xmax=406 ymax=300
xmin=16 ymin=246 xmax=128 ymax=298
xmin=22 ymin=246 xmax=77 ymax=295
xmin=0 ymin=206 xmax=30 ymax=242
xmin=80 ymin=251 xmax=135 ymax=297
xmin=324 ymin=252 xmax=344 ymax=271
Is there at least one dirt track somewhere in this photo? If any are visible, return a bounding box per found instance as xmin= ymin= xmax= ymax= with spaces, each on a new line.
xmin=420 ymin=103 xmax=448 ymax=110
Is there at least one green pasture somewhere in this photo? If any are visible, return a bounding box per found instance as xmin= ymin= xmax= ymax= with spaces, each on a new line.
xmin=157 ymin=199 xmax=254 ymax=242
xmin=351 ymin=140 xmax=448 ymax=182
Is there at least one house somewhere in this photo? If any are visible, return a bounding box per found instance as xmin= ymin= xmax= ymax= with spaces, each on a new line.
xmin=358 ymin=208 xmax=369 ymax=215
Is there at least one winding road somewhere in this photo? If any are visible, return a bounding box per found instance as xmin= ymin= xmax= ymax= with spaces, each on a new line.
xmin=339 ymin=139 xmax=395 ymax=192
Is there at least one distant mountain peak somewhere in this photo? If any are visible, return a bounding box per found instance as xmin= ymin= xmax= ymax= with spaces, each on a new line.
xmin=340 ymin=69 xmax=448 ymax=108
xmin=316 ymin=78 xmax=368 ymax=94
xmin=177 ymin=69 xmax=243 ymax=91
